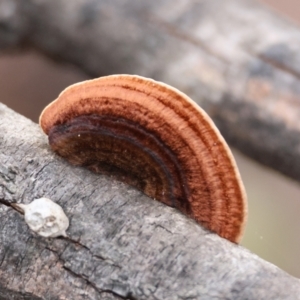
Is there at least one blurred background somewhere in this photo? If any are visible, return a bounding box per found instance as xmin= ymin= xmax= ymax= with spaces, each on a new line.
xmin=0 ymin=0 xmax=300 ymax=277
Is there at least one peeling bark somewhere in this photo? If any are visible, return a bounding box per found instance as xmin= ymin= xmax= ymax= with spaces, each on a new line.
xmin=0 ymin=104 xmax=300 ymax=299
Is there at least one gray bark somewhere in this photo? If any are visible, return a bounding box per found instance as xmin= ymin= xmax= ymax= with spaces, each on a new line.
xmin=0 ymin=103 xmax=300 ymax=299
xmin=1 ymin=0 xmax=300 ymax=181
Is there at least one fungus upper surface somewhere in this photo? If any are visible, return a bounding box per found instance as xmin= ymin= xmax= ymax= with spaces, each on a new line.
xmin=40 ymin=74 xmax=247 ymax=243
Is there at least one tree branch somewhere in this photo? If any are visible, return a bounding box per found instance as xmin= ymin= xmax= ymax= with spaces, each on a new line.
xmin=0 ymin=103 xmax=300 ymax=299
xmin=1 ymin=0 xmax=300 ymax=182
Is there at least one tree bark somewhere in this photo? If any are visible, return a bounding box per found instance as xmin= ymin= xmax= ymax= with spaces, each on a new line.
xmin=0 ymin=103 xmax=300 ymax=299
xmin=1 ymin=0 xmax=300 ymax=182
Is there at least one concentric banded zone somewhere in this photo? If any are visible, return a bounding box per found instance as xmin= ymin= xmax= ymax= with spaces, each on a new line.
xmin=40 ymin=75 xmax=247 ymax=243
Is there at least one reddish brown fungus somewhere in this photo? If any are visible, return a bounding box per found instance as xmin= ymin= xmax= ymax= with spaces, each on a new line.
xmin=39 ymin=74 xmax=247 ymax=243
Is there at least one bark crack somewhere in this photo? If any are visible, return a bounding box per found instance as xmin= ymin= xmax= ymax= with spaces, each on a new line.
xmin=62 ymin=265 xmax=137 ymax=300
xmin=0 ymin=198 xmax=23 ymax=214
xmin=61 ymin=236 xmax=123 ymax=269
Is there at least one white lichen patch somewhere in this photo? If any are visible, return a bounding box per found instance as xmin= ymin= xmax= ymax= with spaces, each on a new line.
xmin=17 ymin=198 xmax=69 ymax=238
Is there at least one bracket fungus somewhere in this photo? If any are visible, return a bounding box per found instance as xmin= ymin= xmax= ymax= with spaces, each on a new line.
xmin=39 ymin=74 xmax=247 ymax=243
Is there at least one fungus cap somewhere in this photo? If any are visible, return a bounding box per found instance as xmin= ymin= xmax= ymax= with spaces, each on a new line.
xmin=40 ymin=74 xmax=247 ymax=243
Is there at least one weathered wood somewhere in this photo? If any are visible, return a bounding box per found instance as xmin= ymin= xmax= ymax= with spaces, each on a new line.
xmin=0 ymin=103 xmax=300 ymax=299
xmin=1 ymin=0 xmax=300 ymax=182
